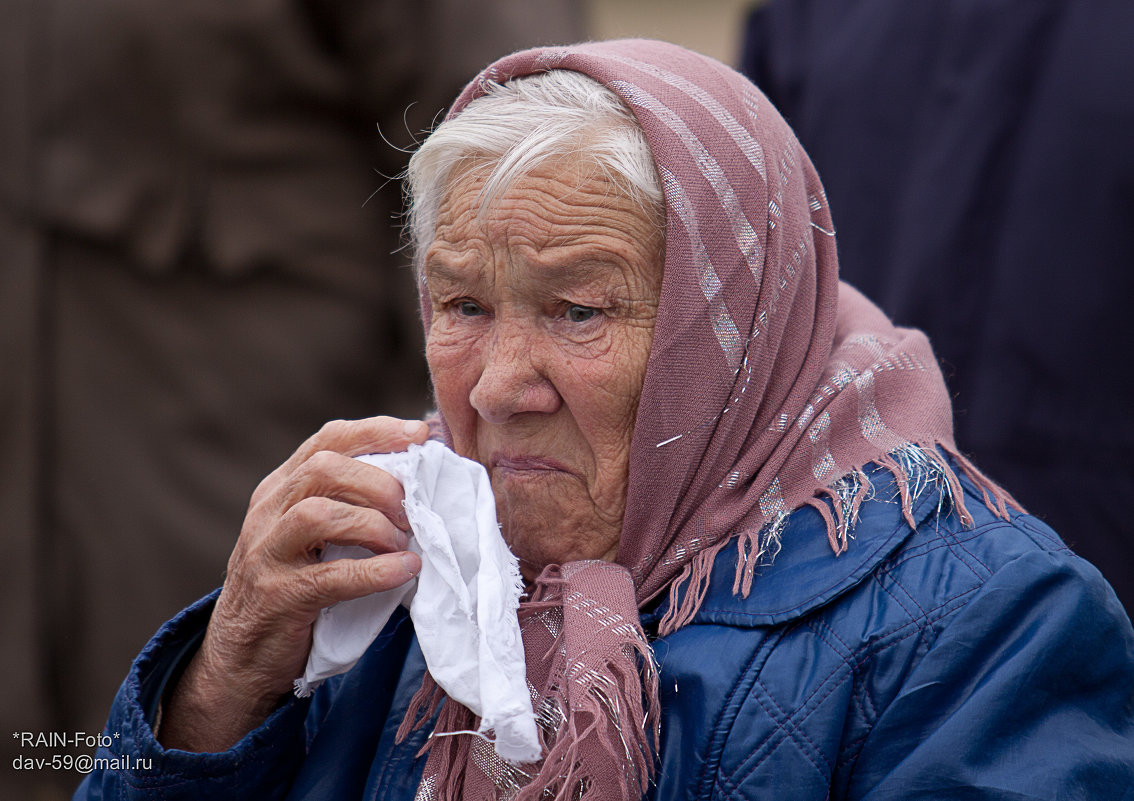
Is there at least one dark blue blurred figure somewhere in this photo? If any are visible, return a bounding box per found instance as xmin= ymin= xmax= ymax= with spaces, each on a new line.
xmin=741 ymin=0 xmax=1134 ymax=610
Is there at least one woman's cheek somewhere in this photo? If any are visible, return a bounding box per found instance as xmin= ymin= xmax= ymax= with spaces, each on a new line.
xmin=565 ymin=323 xmax=648 ymax=396
xmin=427 ymin=316 xmax=473 ymax=366
xmin=426 ymin=322 xmax=481 ymax=407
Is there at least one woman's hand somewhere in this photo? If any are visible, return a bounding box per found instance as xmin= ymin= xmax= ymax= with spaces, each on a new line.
xmin=159 ymin=417 xmax=430 ymax=752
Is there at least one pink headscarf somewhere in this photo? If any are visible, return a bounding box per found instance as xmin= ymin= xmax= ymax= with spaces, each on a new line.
xmin=404 ymin=39 xmax=1017 ymax=801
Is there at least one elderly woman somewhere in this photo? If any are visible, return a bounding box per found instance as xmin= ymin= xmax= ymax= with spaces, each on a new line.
xmin=77 ymin=40 xmax=1134 ymax=800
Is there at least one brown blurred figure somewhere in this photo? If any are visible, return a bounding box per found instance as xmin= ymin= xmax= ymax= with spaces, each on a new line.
xmin=0 ymin=2 xmax=584 ymax=798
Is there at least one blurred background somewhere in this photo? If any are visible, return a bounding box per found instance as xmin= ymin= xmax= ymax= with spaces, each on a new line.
xmin=3 ymin=1 xmax=1131 ymax=799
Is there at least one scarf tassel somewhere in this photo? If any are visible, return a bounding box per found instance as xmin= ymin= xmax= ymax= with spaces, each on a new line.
xmin=519 ymin=633 xmax=659 ymax=801
xmin=659 ymin=442 xmax=1023 ymax=639
xmin=396 ymin=586 xmax=661 ymax=801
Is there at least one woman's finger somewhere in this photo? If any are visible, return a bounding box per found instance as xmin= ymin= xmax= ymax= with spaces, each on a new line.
xmin=273 ymin=496 xmax=409 ymax=561
xmin=267 ymin=449 xmax=412 ymax=529
xmin=295 ymin=551 xmax=422 ymax=607
xmin=252 ymin=417 xmax=428 ymax=506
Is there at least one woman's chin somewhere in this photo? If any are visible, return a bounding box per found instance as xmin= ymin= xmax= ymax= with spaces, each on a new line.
xmin=502 ymin=516 xmax=621 ymax=584
xmin=490 ymin=471 xmax=622 ymax=579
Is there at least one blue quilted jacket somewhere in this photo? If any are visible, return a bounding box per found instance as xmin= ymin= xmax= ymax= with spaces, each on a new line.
xmin=75 ymin=463 xmax=1134 ymax=800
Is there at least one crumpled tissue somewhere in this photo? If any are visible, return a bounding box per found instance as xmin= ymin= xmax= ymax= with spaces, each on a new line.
xmin=293 ymin=440 xmax=540 ymax=765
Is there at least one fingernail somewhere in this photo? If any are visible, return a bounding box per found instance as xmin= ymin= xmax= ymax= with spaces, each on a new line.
xmin=401 ymin=553 xmax=420 ymax=577
xmin=395 ymin=529 xmax=410 ymax=550
xmin=403 ymin=419 xmax=426 ymax=437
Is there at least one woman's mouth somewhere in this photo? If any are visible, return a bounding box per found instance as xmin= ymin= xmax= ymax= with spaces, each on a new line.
xmin=490 ymin=453 xmax=572 ymax=476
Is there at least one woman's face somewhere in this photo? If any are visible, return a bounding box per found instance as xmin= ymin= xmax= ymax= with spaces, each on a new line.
xmin=424 ymin=159 xmax=664 ymax=580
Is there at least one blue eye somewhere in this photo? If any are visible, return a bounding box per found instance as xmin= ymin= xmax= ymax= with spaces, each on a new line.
xmin=566 ymin=305 xmax=599 ymax=323
xmin=456 ymin=300 xmax=485 ymax=317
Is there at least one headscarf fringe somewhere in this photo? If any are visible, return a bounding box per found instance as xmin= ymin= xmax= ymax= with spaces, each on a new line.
xmin=657 ymin=508 xmax=791 ymax=638
xmin=818 ymin=442 xmax=1024 ymax=554
xmin=407 ymin=566 xmax=661 ymax=801
xmin=938 ymin=442 xmax=1023 ymax=520
xmin=876 ymin=452 xmax=917 ymax=529
xmin=418 ymin=705 xmax=476 ymax=796
xmin=657 ymin=538 xmax=728 ymax=637
xmin=395 ymin=671 xmax=448 ymax=753
xmin=517 ymin=633 xmax=659 ymax=801
xmin=804 ymin=467 xmax=867 ymax=556
xmin=807 ymin=492 xmax=843 ymax=555
xmin=733 ymin=512 xmax=789 ymax=598
xmin=659 ymin=444 xmax=1024 ymax=642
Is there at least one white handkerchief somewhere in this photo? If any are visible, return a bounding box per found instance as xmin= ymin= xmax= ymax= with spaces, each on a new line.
xmin=294 ymin=440 xmax=540 ymax=765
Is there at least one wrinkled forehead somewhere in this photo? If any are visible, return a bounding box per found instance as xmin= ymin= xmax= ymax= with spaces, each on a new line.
xmin=425 ymin=160 xmax=665 ymax=295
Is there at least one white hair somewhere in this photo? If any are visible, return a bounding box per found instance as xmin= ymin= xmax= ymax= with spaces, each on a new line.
xmin=404 ymin=70 xmax=665 ymax=269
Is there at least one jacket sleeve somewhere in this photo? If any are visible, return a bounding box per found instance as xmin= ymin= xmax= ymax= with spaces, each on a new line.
xmin=72 ymin=591 xmax=312 ymax=801
xmin=850 ymin=548 xmax=1134 ymax=800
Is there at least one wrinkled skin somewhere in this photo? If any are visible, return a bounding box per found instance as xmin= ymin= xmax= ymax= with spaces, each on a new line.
xmin=424 ymin=159 xmax=663 ymax=580
xmin=160 ymin=158 xmax=663 ymax=752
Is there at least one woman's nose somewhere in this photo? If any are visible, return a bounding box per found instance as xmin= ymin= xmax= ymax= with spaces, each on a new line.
xmin=468 ymin=325 xmax=561 ymax=423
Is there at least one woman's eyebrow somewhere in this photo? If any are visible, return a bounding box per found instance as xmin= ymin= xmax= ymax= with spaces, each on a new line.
xmin=534 ymin=254 xmax=629 ymax=288
xmin=423 ymin=257 xmax=478 ymax=288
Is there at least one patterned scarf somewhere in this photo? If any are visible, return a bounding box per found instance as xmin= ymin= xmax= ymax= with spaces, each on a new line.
xmin=403 ymin=39 xmax=1017 ymax=801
